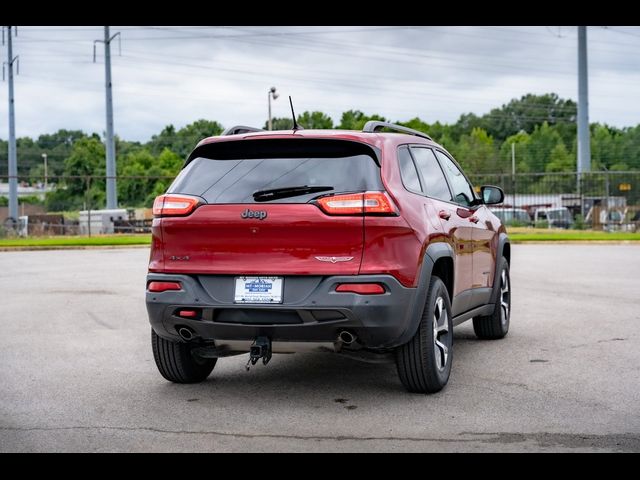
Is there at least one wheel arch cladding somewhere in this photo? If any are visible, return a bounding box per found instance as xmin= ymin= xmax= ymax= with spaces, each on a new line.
xmin=490 ymin=234 xmax=510 ymax=306
xmin=394 ymin=242 xmax=455 ymax=347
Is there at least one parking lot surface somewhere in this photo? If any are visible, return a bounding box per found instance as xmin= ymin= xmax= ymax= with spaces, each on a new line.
xmin=1 ymin=245 xmax=639 ymax=452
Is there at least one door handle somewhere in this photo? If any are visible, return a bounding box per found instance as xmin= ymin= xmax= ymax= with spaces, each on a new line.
xmin=439 ymin=210 xmax=451 ymax=221
xmin=469 ymin=216 xmax=479 ymax=224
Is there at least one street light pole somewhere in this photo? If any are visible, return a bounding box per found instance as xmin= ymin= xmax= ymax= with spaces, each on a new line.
xmin=41 ymin=153 xmax=48 ymax=194
xmin=268 ymin=86 xmax=279 ymax=131
xmin=511 ymin=142 xmax=516 ymax=219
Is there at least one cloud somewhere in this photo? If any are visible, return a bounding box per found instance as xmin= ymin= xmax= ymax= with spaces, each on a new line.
xmin=1 ymin=25 xmax=639 ymax=142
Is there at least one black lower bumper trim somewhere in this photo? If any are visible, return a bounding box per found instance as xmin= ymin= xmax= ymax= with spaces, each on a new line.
xmin=146 ymin=273 xmax=417 ymax=349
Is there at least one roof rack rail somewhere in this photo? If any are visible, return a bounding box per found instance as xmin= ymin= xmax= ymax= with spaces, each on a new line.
xmin=362 ymin=121 xmax=432 ymax=141
xmin=221 ymin=125 xmax=265 ymax=136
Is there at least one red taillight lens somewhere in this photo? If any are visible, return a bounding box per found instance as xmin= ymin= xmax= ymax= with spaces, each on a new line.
xmin=317 ymin=193 xmax=364 ymax=215
xmin=335 ymin=283 xmax=386 ymax=295
xmin=152 ymin=194 xmax=201 ymax=217
xmin=363 ymin=192 xmax=397 ymax=214
xmin=148 ymin=281 xmax=182 ymax=293
xmin=316 ymin=192 xmax=397 ymax=216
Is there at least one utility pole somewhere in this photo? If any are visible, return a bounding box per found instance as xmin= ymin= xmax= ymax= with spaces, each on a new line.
xmin=42 ymin=153 xmax=48 ymax=194
xmin=511 ymin=142 xmax=516 ymax=218
xmin=3 ymin=26 xmax=19 ymax=222
xmin=577 ymin=26 xmax=591 ymax=193
xmin=94 ymin=26 xmax=120 ymax=209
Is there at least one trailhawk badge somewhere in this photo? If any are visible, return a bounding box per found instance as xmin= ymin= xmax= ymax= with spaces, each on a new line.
xmin=315 ymin=256 xmax=354 ymax=264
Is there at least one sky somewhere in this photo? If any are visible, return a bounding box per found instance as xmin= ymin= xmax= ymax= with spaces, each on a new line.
xmin=1 ymin=25 xmax=640 ymax=143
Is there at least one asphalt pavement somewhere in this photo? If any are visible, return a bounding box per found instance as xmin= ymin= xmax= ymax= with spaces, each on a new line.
xmin=1 ymin=245 xmax=639 ymax=452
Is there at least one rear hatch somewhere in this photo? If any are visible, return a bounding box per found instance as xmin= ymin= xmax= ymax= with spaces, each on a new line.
xmin=157 ymin=138 xmax=383 ymax=276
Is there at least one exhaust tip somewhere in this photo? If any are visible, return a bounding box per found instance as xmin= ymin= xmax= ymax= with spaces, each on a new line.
xmin=178 ymin=327 xmax=195 ymax=342
xmin=338 ymin=330 xmax=356 ymax=345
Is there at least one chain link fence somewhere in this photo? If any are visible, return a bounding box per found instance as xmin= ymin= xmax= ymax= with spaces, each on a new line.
xmin=2 ymin=172 xmax=640 ymax=237
xmin=468 ymin=171 xmax=640 ymax=231
xmin=0 ymin=174 xmax=174 ymax=237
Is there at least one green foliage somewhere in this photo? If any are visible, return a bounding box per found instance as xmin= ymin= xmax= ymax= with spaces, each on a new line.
xmin=3 ymin=92 xmax=640 ymax=214
xmin=147 ymin=120 xmax=223 ymax=158
xmin=506 ymin=219 xmax=530 ymax=228
xmin=118 ymin=148 xmax=182 ymax=207
xmin=0 ymin=130 xmax=92 ymax=179
xmin=265 ymin=111 xmax=334 ymax=130
xmin=337 ymin=110 xmax=386 ymax=130
xmin=535 ymin=220 xmax=549 ymax=229
xmin=545 ymin=143 xmax=574 ymax=173
xmin=449 ymin=128 xmax=498 ymax=174
xmin=297 ymin=111 xmax=334 ymax=129
xmin=19 ymin=195 xmax=44 ymax=205
xmin=573 ymin=214 xmax=587 ymax=230
xmin=42 ymin=137 xmax=106 ymax=211
xmin=266 ymin=117 xmax=295 ymax=130
xmin=463 ymin=93 xmax=577 ymax=141
xmin=0 ymin=235 xmax=151 ymax=247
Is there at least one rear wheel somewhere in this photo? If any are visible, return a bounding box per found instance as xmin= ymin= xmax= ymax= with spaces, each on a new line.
xmin=151 ymin=329 xmax=216 ymax=383
xmin=473 ymin=257 xmax=510 ymax=340
xmin=396 ymin=277 xmax=453 ymax=394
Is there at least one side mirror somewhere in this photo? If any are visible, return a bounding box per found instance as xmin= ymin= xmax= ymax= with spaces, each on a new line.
xmin=481 ymin=186 xmax=504 ymax=205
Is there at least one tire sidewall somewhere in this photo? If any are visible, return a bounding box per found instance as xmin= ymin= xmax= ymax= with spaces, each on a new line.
xmin=422 ymin=278 xmax=453 ymax=386
xmin=497 ymin=258 xmax=511 ymax=335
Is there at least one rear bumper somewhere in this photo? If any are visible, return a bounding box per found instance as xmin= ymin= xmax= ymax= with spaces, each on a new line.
xmin=146 ymin=273 xmax=417 ymax=349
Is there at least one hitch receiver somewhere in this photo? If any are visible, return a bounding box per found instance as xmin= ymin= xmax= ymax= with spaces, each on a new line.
xmin=246 ymin=336 xmax=272 ymax=371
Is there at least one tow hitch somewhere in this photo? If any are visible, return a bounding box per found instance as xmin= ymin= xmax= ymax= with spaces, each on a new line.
xmin=246 ymin=336 xmax=272 ymax=371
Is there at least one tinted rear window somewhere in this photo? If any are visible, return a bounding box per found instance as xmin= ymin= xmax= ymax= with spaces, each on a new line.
xmin=169 ymin=141 xmax=382 ymax=204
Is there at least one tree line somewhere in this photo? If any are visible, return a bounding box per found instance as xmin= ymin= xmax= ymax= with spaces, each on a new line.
xmin=1 ymin=93 xmax=639 ymax=211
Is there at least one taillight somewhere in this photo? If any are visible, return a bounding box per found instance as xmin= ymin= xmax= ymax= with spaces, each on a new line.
xmin=317 ymin=193 xmax=364 ymax=215
xmin=316 ymin=192 xmax=397 ymax=216
xmin=148 ymin=281 xmax=182 ymax=293
xmin=336 ymin=283 xmax=386 ymax=295
xmin=152 ymin=194 xmax=202 ymax=217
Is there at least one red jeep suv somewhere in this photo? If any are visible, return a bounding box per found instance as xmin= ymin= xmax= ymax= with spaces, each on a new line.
xmin=146 ymin=122 xmax=511 ymax=393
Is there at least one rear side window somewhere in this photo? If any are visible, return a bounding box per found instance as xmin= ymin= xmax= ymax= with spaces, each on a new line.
xmin=168 ymin=140 xmax=383 ymax=204
xmin=410 ymin=147 xmax=452 ymax=202
xmin=434 ymin=150 xmax=476 ymax=207
xmin=398 ymin=146 xmax=422 ymax=193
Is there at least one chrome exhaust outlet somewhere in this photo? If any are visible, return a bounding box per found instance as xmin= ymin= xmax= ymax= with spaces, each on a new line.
xmin=338 ymin=330 xmax=356 ymax=345
xmin=178 ymin=327 xmax=195 ymax=342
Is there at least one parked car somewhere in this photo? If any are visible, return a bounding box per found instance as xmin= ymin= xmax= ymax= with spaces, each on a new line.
xmin=534 ymin=207 xmax=574 ymax=229
xmin=490 ymin=207 xmax=532 ymax=226
xmin=146 ymin=122 xmax=511 ymax=393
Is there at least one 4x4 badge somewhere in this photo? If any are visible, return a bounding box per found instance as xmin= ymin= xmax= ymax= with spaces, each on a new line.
xmin=315 ymin=256 xmax=354 ymax=264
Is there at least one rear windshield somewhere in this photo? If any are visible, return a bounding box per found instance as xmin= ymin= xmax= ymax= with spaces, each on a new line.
xmin=168 ymin=141 xmax=382 ymax=204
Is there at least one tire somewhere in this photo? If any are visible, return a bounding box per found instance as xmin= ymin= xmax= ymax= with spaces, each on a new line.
xmin=473 ymin=257 xmax=511 ymax=340
xmin=151 ymin=329 xmax=216 ymax=384
xmin=396 ymin=277 xmax=453 ymax=394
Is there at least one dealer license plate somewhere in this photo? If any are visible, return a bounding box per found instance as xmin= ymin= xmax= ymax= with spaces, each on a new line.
xmin=234 ymin=276 xmax=283 ymax=304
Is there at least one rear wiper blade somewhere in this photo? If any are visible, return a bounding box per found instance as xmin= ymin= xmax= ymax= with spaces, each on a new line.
xmin=253 ymin=185 xmax=334 ymax=202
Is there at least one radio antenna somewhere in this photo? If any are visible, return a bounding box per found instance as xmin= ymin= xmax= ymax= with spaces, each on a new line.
xmin=289 ymin=96 xmax=303 ymax=131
